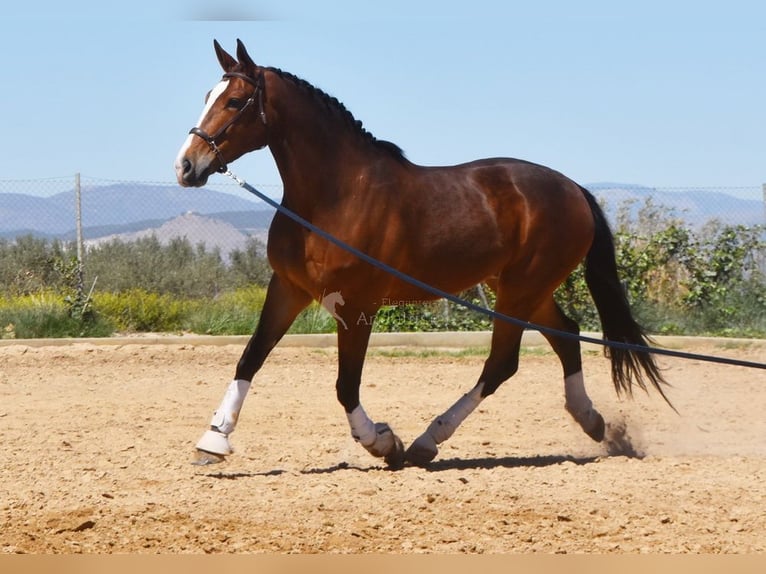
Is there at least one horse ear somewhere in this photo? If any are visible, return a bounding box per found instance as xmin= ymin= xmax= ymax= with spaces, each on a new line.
xmin=235 ymin=38 xmax=257 ymax=70
xmin=214 ymin=39 xmax=237 ymax=72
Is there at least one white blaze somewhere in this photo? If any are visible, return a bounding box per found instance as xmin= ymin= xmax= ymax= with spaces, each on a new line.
xmin=174 ymin=79 xmax=230 ymax=174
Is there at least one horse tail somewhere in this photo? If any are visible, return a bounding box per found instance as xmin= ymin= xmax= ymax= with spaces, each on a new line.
xmin=579 ymin=186 xmax=674 ymax=409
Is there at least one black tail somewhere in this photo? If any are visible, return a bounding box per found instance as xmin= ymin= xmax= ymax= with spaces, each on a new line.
xmin=579 ymin=186 xmax=674 ymax=409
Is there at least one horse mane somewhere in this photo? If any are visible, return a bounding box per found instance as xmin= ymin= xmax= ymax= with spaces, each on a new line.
xmin=265 ymin=67 xmax=407 ymax=162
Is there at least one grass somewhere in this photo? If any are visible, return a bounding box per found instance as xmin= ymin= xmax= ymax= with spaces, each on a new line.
xmin=1 ymin=286 xmax=764 ymax=340
xmin=0 ymin=292 xmax=112 ymax=338
xmin=369 ymin=346 xmax=559 ymax=359
xmin=288 ymin=303 xmax=337 ymax=334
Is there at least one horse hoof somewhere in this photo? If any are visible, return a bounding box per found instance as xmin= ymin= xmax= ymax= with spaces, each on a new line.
xmin=384 ymin=433 xmax=406 ymax=471
xmin=584 ymin=411 xmax=606 ymax=442
xmin=195 ymin=428 xmax=233 ymax=455
xmin=369 ymin=423 xmax=405 ymax=470
xmin=192 ymin=449 xmax=227 ymax=466
xmin=405 ymin=433 xmax=438 ymax=467
xmin=567 ymin=405 xmax=606 ymax=443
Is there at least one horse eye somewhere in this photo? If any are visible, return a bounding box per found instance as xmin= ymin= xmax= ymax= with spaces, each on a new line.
xmin=226 ymin=98 xmax=244 ymax=110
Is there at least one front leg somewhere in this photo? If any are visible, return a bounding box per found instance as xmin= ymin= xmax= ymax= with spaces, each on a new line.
xmin=335 ymin=314 xmax=405 ymax=469
xmin=194 ymin=274 xmax=311 ymax=464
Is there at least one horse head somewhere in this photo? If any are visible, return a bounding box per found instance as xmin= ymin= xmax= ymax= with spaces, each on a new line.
xmin=175 ymin=39 xmax=269 ymax=187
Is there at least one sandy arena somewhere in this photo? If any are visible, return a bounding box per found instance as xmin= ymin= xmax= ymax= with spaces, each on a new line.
xmin=0 ymin=335 xmax=764 ymax=554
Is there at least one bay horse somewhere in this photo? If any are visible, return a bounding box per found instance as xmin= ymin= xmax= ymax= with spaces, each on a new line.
xmin=175 ymin=39 xmax=669 ymax=469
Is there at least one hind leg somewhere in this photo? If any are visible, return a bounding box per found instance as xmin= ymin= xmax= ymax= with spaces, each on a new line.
xmin=405 ymin=286 xmax=531 ymax=465
xmin=532 ymin=298 xmax=604 ymax=442
xmin=335 ymin=308 xmax=406 ymax=469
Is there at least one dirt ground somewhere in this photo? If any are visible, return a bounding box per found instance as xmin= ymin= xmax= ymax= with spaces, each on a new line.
xmin=0 ymin=336 xmax=764 ymax=554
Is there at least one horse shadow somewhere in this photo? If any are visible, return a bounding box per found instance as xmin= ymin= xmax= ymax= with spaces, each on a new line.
xmin=302 ymin=454 xmax=602 ymax=475
xmin=201 ymin=454 xmax=612 ymax=480
xmin=201 ymin=468 xmax=287 ymax=480
xmin=423 ymin=454 xmax=601 ymax=471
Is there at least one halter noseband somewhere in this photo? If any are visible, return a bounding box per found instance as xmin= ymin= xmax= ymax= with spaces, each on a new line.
xmin=188 ymin=71 xmax=267 ymax=173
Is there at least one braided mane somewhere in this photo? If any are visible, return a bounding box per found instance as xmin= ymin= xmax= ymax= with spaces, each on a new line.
xmin=266 ymin=67 xmax=407 ymax=162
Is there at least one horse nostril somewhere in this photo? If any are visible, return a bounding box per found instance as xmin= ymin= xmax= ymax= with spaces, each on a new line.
xmin=182 ymin=158 xmax=193 ymax=176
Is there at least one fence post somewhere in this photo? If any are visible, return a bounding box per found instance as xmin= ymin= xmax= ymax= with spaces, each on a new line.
xmin=75 ymin=173 xmax=84 ymax=297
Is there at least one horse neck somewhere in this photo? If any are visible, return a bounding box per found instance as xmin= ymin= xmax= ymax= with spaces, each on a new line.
xmin=264 ymin=73 xmax=395 ymax=214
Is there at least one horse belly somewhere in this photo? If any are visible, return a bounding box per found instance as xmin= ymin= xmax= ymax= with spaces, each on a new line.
xmin=392 ymin=215 xmax=509 ymax=297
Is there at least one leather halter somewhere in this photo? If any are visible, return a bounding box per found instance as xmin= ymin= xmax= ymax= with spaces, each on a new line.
xmin=188 ymin=71 xmax=267 ymax=173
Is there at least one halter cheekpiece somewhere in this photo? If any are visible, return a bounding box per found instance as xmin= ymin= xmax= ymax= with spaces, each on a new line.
xmin=188 ymin=71 xmax=267 ymax=173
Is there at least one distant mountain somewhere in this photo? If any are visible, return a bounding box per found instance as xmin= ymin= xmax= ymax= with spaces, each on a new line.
xmin=85 ymin=212 xmax=264 ymax=261
xmin=0 ymin=183 xmax=274 ymax=237
xmin=0 ymin=193 xmax=74 ymax=238
xmin=588 ymin=183 xmax=764 ymax=227
xmin=0 ymin=182 xmax=761 ymax=243
xmin=53 ymin=210 xmax=275 ymax=243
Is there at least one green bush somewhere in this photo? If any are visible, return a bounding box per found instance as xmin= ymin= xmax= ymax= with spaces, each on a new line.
xmin=0 ymin=291 xmax=112 ymax=338
xmin=0 ymin=198 xmax=763 ymax=338
xmin=184 ymin=285 xmax=267 ymax=335
xmin=372 ymin=291 xmax=494 ymax=333
xmin=93 ymin=289 xmax=195 ymax=333
xmin=554 ymin=198 xmax=765 ymax=337
xmin=90 ymin=286 xmax=270 ymax=335
xmin=85 ymin=236 xmax=229 ymax=298
xmin=289 ymin=302 xmax=338 ymax=334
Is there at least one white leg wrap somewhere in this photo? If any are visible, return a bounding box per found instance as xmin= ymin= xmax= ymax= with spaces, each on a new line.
xmin=564 ymin=371 xmax=592 ymax=418
xmin=209 ymin=379 xmax=252 ymax=435
xmin=346 ymin=405 xmax=377 ymax=447
xmin=196 ymin=379 xmax=252 ymax=456
xmin=564 ymin=370 xmax=605 ymax=441
xmin=407 ymin=383 xmax=485 ymax=464
xmin=426 ymin=382 xmax=485 ymax=444
xmin=346 ymin=405 xmax=397 ymax=458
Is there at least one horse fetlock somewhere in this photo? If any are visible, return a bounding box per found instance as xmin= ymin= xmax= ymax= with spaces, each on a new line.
xmin=427 ymin=416 xmax=459 ymax=443
xmin=564 ymin=371 xmax=604 ymax=440
xmin=209 ymin=410 xmax=238 ymax=435
xmin=364 ymin=422 xmax=397 ymax=457
xmin=209 ymin=379 xmax=251 ymax=435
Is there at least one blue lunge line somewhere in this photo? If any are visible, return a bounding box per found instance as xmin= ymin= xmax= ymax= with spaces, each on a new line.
xmin=225 ymin=171 xmax=766 ymax=371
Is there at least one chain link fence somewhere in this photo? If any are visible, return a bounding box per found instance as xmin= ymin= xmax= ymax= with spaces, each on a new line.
xmin=1 ymin=175 xmax=764 ymax=338
xmin=1 ymin=175 xmax=763 ymax=246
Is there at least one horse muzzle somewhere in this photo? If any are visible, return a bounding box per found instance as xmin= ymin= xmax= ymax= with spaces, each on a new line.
xmin=175 ymin=155 xmax=211 ymax=187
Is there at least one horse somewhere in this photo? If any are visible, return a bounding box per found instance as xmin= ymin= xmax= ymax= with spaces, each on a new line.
xmin=175 ymin=39 xmax=670 ymax=469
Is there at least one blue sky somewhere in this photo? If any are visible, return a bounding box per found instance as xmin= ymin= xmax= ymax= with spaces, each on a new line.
xmin=2 ymin=1 xmax=764 ymax=200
